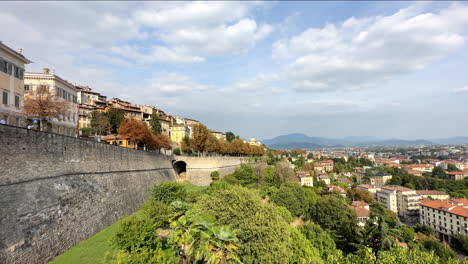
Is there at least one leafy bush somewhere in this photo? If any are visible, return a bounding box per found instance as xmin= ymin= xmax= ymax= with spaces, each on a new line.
xmin=413 ymin=224 xmax=433 ymax=236
xmin=232 ymin=164 xmax=258 ymax=186
xmin=151 ymin=182 xmax=187 ymax=204
xmin=187 ymin=186 xmax=292 ymax=264
xmin=398 ymin=226 xmax=415 ymax=243
xmin=418 ymin=239 xmax=457 ymax=262
xmin=172 ymin=148 xmax=181 ymax=155
xmin=452 ymin=233 xmax=468 ymax=254
xmin=276 ymin=206 xmax=294 ymax=223
xmin=210 ymin=171 xmax=220 ymax=181
xmin=116 ymin=247 xmax=178 ymax=264
xmin=141 ymin=200 xmax=175 ymax=228
xmin=270 ymin=182 xmax=307 ymax=216
xmin=299 ymin=222 xmax=338 ymax=260
xmin=288 ymin=227 xmax=322 ymax=264
xmin=112 ymin=213 xmax=161 ymax=252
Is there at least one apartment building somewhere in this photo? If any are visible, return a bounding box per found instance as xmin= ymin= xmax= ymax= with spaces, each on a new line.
xmin=107 ymin=98 xmax=142 ymax=120
xmin=419 ymin=199 xmax=468 ymax=243
xmin=297 ymin=171 xmax=313 ymax=187
xmin=0 ymin=42 xmax=31 ymax=126
xmin=356 ymin=184 xmax=381 ymax=198
xmin=376 ymin=186 xmax=421 ymax=223
xmin=170 ymin=124 xmax=190 ymax=144
xmin=313 ymin=160 xmax=334 ymax=173
xmin=24 ymin=69 xmax=79 ymax=136
xmin=416 ymin=190 xmax=450 ymax=200
xmin=440 ymin=160 xmax=465 ymax=171
xmin=446 ymin=170 xmax=468 ymax=180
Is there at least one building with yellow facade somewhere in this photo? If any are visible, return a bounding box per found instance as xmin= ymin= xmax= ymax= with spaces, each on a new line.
xmin=101 ymin=135 xmax=137 ymax=149
xmin=0 ymin=42 xmax=31 ymax=126
xmin=24 ymin=68 xmax=79 ymax=136
xmin=170 ymin=124 xmax=190 ymax=144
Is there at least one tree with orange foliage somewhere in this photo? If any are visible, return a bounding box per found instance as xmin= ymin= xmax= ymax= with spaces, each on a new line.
xmin=205 ymin=134 xmax=221 ymax=153
xmin=154 ymin=134 xmax=172 ymax=150
xmin=117 ymin=118 xmax=152 ymax=149
xmin=22 ymin=88 xmax=70 ymax=132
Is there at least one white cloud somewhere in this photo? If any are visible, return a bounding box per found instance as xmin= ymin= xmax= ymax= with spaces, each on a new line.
xmin=274 ymin=2 xmax=468 ymax=92
xmin=453 ymin=86 xmax=468 ymax=94
xmin=135 ymin=2 xmax=273 ymax=57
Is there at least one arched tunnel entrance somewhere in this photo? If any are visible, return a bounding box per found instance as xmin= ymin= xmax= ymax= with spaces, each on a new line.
xmin=172 ymin=160 xmax=187 ymax=181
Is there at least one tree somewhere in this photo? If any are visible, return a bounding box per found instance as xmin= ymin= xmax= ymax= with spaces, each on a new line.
xmin=413 ymin=224 xmax=433 ymax=236
xmin=117 ymin=118 xmax=152 ymax=149
xmin=452 ymin=233 xmax=468 ymax=254
xmin=210 ymin=171 xmax=220 ymax=181
xmin=225 ymin=131 xmax=236 ymax=143
xmin=191 ymin=124 xmax=211 ymax=155
xmin=180 ymin=136 xmax=192 ymax=153
xmin=360 ymin=216 xmax=402 ymax=253
xmin=299 ymin=222 xmax=338 ymax=260
xmin=270 ymin=182 xmax=307 ymax=217
xmin=232 ymin=164 xmax=258 ymax=187
xmin=106 ymin=107 xmax=125 ymax=134
xmin=152 ymin=134 xmax=172 ymax=150
xmin=432 ymin=166 xmax=447 ymax=179
xmin=22 ymin=88 xmax=70 ymax=132
xmin=205 ymin=134 xmax=221 ymax=153
xmin=349 ymin=188 xmax=375 ymax=204
xmin=187 ymin=186 xmax=293 ymax=264
xmin=309 ymin=195 xmax=359 ymax=252
xmin=447 ymin=164 xmax=461 ymax=172
xmin=149 ymin=111 xmax=162 ymax=135
xmin=90 ymin=110 xmax=111 ymax=135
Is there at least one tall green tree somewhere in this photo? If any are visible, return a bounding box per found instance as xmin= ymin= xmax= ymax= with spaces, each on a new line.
xmin=225 ymin=131 xmax=235 ymax=143
xmin=360 ymin=216 xmax=402 ymax=253
xmin=149 ymin=111 xmax=162 ymax=135
xmin=105 ymin=107 xmax=125 ymax=134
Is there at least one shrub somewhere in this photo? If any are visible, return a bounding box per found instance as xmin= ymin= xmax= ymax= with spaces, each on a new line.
xmin=151 ymin=182 xmax=186 ymax=204
xmin=210 ymin=171 xmax=220 ymax=181
xmin=116 ymin=247 xmax=178 ymax=264
xmin=288 ymin=227 xmax=322 ymax=264
xmin=187 ymin=186 xmax=292 ymax=264
xmin=172 ymin=148 xmax=181 ymax=155
xmin=299 ymin=222 xmax=337 ymax=259
xmin=141 ymin=200 xmax=175 ymax=228
xmin=413 ymin=224 xmax=433 ymax=236
xmin=270 ymin=182 xmax=307 ymax=217
xmin=452 ymin=233 xmax=468 ymax=254
xmin=112 ymin=213 xmax=161 ymax=252
xmin=398 ymin=226 xmax=415 ymax=243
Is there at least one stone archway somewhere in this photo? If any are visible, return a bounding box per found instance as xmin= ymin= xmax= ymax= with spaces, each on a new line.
xmin=172 ymin=160 xmax=187 ymax=182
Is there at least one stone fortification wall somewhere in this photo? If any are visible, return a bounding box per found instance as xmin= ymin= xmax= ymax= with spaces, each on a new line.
xmin=0 ymin=125 xmax=176 ymax=264
xmin=176 ymin=156 xmax=246 ymax=185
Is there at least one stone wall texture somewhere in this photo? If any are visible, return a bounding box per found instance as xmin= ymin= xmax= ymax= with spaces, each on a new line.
xmin=175 ymin=155 xmax=247 ymax=185
xmin=0 ymin=125 xmax=176 ymax=264
xmin=0 ymin=125 xmax=246 ymax=264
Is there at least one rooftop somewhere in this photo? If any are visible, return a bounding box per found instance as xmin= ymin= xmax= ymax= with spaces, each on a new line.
xmin=380 ymin=185 xmax=415 ymax=192
xmin=419 ymin=199 xmax=468 ymax=218
xmin=416 ymin=190 xmax=449 ymax=196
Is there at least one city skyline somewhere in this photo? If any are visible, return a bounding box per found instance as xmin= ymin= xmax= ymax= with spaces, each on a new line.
xmin=2 ymin=1 xmax=468 ymax=140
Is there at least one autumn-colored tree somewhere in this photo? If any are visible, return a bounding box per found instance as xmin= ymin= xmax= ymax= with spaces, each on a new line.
xmin=180 ymin=135 xmax=192 ymax=153
xmin=190 ymin=124 xmax=211 ymax=155
xmin=117 ymin=118 xmax=152 ymax=149
xmin=22 ymin=88 xmax=70 ymax=132
xmin=205 ymin=134 xmax=221 ymax=153
xmin=154 ymin=134 xmax=172 ymax=149
xmin=90 ymin=110 xmax=111 ymax=135
xmin=349 ymin=188 xmax=375 ymax=204
xmin=229 ymin=138 xmax=245 ymax=155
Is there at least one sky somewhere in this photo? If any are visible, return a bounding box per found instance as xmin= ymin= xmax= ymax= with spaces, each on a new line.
xmin=2 ymin=1 xmax=468 ymax=140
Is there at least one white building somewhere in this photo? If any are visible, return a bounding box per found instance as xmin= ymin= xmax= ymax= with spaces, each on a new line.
xmin=419 ymin=199 xmax=468 ymax=243
xmin=24 ymin=69 xmax=79 ymax=136
xmin=377 ymin=186 xmax=421 ymax=223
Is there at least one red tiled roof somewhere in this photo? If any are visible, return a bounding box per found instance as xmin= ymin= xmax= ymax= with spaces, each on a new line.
xmin=357 ymin=184 xmax=380 ymax=189
xmin=419 ymin=199 xmax=468 ymax=218
xmin=351 ymin=201 xmax=369 ymax=207
xmin=446 ymin=171 xmax=468 ymax=175
xmin=380 ymin=186 xmax=415 ymax=192
xmin=416 ymin=190 xmax=448 ymax=196
xmin=353 ymin=207 xmax=370 ymax=217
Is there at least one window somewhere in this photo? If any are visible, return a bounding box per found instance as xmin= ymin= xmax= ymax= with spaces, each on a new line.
xmin=24 ymin=85 xmax=30 ymax=91
xmin=7 ymin=62 xmax=12 ymax=75
xmin=2 ymin=91 xmax=8 ymax=104
xmin=0 ymin=59 xmax=7 ymax=73
xmin=14 ymin=66 xmax=20 ymax=79
xmin=38 ymin=85 xmax=48 ymax=94
xmin=14 ymin=95 xmax=19 ymax=108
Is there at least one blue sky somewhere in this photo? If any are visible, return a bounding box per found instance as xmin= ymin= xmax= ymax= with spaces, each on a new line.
xmin=2 ymin=1 xmax=468 ymax=140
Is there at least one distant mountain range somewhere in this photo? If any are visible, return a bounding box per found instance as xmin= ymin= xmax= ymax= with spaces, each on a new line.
xmin=261 ymin=133 xmax=468 ymax=149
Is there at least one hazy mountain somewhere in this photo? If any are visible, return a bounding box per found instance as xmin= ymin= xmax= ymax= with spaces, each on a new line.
xmin=431 ymin=137 xmax=468 ymax=144
xmin=261 ymin=133 xmax=440 ymax=149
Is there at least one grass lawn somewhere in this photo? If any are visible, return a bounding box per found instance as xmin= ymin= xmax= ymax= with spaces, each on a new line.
xmin=48 ymin=219 xmax=121 ymax=264
xmin=48 ymin=182 xmax=207 ymax=264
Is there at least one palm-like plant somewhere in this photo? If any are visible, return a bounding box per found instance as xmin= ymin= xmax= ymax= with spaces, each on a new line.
xmin=169 ymin=216 xmax=242 ymax=264
xmin=362 ymin=215 xmax=402 ymax=253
